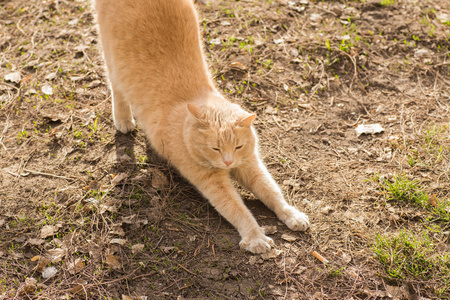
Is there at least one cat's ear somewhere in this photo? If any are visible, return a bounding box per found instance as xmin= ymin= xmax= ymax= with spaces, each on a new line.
xmin=237 ymin=114 xmax=256 ymax=127
xmin=187 ymin=103 xmax=202 ymax=120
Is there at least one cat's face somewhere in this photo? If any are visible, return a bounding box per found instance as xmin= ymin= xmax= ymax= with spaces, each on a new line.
xmin=186 ymin=104 xmax=256 ymax=169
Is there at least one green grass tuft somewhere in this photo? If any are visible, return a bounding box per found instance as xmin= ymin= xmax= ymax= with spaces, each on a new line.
xmin=378 ymin=174 xmax=450 ymax=222
xmin=380 ymin=175 xmax=428 ymax=206
xmin=374 ymin=229 xmax=450 ymax=295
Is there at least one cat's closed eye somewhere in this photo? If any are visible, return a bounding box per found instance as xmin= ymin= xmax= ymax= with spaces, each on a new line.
xmin=235 ymin=145 xmax=243 ymax=150
xmin=212 ymin=147 xmax=220 ymax=152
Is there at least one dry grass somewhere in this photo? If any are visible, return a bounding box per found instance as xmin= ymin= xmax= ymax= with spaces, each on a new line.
xmin=1 ymin=0 xmax=450 ymax=299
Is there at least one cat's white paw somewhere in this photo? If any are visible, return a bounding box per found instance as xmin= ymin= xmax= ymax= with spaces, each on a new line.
xmin=279 ymin=206 xmax=310 ymax=231
xmin=114 ymin=118 xmax=135 ymax=133
xmin=240 ymin=231 xmax=275 ymax=254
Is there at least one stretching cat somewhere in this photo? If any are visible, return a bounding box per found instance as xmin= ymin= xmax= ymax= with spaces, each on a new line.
xmin=94 ymin=0 xmax=309 ymax=253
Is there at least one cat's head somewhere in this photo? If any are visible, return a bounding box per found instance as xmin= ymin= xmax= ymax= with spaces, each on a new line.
xmin=185 ymin=103 xmax=257 ymax=169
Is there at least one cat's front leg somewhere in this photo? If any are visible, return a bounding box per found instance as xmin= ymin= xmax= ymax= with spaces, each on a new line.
xmin=231 ymin=156 xmax=310 ymax=232
xmin=239 ymin=226 xmax=274 ymax=254
xmin=183 ymin=167 xmax=274 ymax=254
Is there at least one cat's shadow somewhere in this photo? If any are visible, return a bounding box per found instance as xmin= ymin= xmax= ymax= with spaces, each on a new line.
xmin=113 ymin=131 xmax=137 ymax=163
xmin=113 ymin=130 xmax=279 ymax=232
xmin=113 ymin=129 xmax=189 ymax=192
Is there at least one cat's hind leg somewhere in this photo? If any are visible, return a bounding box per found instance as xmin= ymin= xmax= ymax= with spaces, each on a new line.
xmin=232 ymin=155 xmax=309 ymax=232
xmin=111 ymin=86 xmax=135 ymax=133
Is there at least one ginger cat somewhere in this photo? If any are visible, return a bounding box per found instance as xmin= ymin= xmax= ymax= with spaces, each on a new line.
xmin=94 ymin=0 xmax=309 ymax=253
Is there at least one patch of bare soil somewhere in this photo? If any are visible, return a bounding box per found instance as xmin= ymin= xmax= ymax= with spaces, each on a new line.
xmin=1 ymin=0 xmax=450 ymax=299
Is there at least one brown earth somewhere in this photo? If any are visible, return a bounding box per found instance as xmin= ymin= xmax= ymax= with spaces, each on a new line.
xmin=1 ymin=0 xmax=450 ymax=299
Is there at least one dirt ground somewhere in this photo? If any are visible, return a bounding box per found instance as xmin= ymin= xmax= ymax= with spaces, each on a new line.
xmin=1 ymin=0 xmax=450 ymax=299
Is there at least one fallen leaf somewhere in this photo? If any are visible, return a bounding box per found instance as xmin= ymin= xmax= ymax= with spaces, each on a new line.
xmin=248 ymin=256 xmax=258 ymax=265
xmin=41 ymin=84 xmax=53 ymax=95
xmin=19 ymin=277 xmax=37 ymax=295
xmin=88 ymin=80 xmax=101 ymax=88
xmin=111 ymin=172 xmax=128 ymax=186
xmin=84 ymin=197 xmax=99 ymax=206
xmin=283 ymin=179 xmax=300 ymax=191
xmin=28 ymin=238 xmax=45 ymax=246
xmin=261 ymin=249 xmax=283 ymax=260
xmin=68 ymin=18 xmax=79 ymax=26
xmin=10 ymin=252 xmax=24 ymax=259
xmin=4 ymin=72 xmax=21 ymax=84
xmin=151 ymin=169 xmax=169 ymax=189
xmin=210 ymin=38 xmax=221 ymax=45
xmin=42 ymin=266 xmax=58 ymax=279
xmin=45 ymin=72 xmax=57 ymax=80
xmin=70 ymin=285 xmax=84 ymax=295
xmin=24 ymin=277 xmax=37 ymax=289
xmin=30 ymin=255 xmax=41 ymax=262
xmin=289 ymin=48 xmax=299 ymax=57
xmin=47 ymin=248 xmax=66 ymax=263
xmin=273 ymin=38 xmax=284 ymax=44
xmin=40 ymin=225 xmax=57 ymax=239
xmin=313 ymin=291 xmax=324 ymax=299
xmin=49 ymin=126 xmax=65 ymax=138
xmin=99 ymin=200 xmax=118 ymax=214
xmin=161 ymin=246 xmax=175 ymax=254
xmin=386 ymin=284 xmax=406 ymax=299
xmin=13 ymin=236 xmax=26 ymax=243
xmin=429 ymin=194 xmax=439 ymax=208
xmin=70 ymin=76 xmax=83 ymax=81
xmin=121 ymin=215 xmax=136 ymax=224
xmin=110 ymin=224 xmax=125 ymax=236
xmin=346 ymin=267 xmax=359 ymax=280
xmin=321 ymin=206 xmax=333 ymax=215
xmin=341 ymin=251 xmax=352 ymax=264
xmin=82 ymin=111 xmax=96 ymax=126
xmin=122 ymin=295 xmax=134 ymax=300
xmin=34 ymin=256 xmax=50 ymax=273
xmin=230 ymin=61 xmax=248 ymax=70
xmin=437 ymin=12 xmax=450 ymax=24
xmin=414 ymin=48 xmax=433 ymax=58
xmin=74 ymin=279 xmax=88 ymax=285
xmin=281 ymin=233 xmax=298 ymax=242
xmin=67 ymin=258 xmax=84 ymax=274
xmin=355 ymin=124 xmax=384 ymax=137
xmin=131 ymin=243 xmax=145 ymax=254
xmin=310 ymin=13 xmax=323 ymax=23
xmin=106 ymin=254 xmax=121 ymax=269
xmin=73 ymin=281 xmax=88 ymax=293
xmin=118 ymin=154 xmax=132 ymax=162
xmin=110 ymin=238 xmax=127 ymax=246
xmin=88 ymin=241 xmax=101 ymax=261
xmin=297 ymin=103 xmax=312 ymax=109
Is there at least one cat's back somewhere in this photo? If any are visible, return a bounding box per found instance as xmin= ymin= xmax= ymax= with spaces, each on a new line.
xmin=95 ymin=0 xmax=199 ymax=60
xmin=95 ymin=0 xmax=212 ymax=102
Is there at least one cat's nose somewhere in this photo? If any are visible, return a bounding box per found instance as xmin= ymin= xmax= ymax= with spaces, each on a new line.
xmin=223 ymin=153 xmax=233 ymax=167
xmin=224 ymin=160 xmax=233 ymax=167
